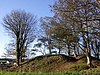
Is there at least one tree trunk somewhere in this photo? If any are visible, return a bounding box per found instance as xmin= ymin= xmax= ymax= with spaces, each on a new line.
xmin=16 ymin=34 xmax=20 ymax=66
xmin=77 ymin=43 xmax=80 ymax=55
xmin=17 ymin=50 xmax=20 ymax=66
xmin=20 ymin=51 xmax=23 ymax=62
xmin=95 ymin=40 xmax=99 ymax=59
xmin=86 ymin=48 xmax=92 ymax=67
xmin=73 ymin=45 xmax=77 ymax=57
xmin=49 ymin=48 xmax=52 ymax=54
xmin=48 ymin=38 xmax=52 ymax=54
xmin=68 ymin=44 xmax=70 ymax=56
xmin=58 ymin=48 xmax=61 ymax=54
xmin=86 ymin=53 xmax=91 ymax=67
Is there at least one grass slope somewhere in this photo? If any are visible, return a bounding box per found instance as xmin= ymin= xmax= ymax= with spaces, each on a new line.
xmin=7 ymin=54 xmax=100 ymax=74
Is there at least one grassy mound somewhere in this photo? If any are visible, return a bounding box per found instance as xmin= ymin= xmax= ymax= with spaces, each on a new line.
xmin=7 ymin=54 xmax=100 ymax=73
xmin=8 ymin=54 xmax=77 ymax=72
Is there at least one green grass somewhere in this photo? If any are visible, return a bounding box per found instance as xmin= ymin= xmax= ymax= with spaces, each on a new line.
xmin=0 ymin=71 xmax=67 ymax=75
xmin=0 ymin=70 xmax=100 ymax=75
xmin=79 ymin=69 xmax=100 ymax=75
xmin=71 ymin=64 xmax=89 ymax=71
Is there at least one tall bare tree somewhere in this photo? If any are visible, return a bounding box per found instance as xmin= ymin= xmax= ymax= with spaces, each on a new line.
xmin=3 ymin=10 xmax=37 ymax=66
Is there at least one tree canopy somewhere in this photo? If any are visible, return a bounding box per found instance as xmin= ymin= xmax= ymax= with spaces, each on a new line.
xmin=3 ymin=10 xmax=37 ymax=66
xmin=40 ymin=0 xmax=100 ymax=67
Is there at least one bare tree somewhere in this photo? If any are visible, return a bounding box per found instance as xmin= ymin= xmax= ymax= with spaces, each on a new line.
xmin=2 ymin=10 xmax=37 ymax=66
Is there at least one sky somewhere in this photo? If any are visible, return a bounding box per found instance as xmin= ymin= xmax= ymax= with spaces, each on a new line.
xmin=0 ymin=0 xmax=56 ymax=57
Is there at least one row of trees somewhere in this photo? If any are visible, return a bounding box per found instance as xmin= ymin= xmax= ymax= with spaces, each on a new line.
xmin=34 ymin=0 xmax=100 ymax=67
xmin=2 ymin=0 xmax=100 ymax=67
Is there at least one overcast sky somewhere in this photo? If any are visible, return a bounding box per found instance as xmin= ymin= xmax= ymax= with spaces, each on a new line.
xmin=0 ymin=0 xmax=56 ymax=57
